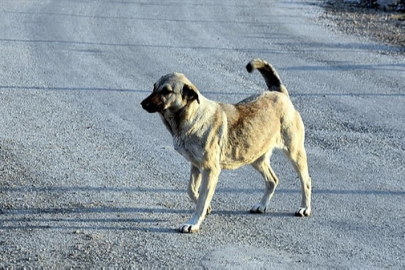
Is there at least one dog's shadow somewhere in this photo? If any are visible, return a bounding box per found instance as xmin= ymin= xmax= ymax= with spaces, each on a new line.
xmin=0 ymin=204 xmax=295 ymax=234
xmin=0 ymin=206 xmax=184 ymax=234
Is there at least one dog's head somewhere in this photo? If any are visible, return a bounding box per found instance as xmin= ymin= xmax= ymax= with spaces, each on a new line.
xmin=141 ymin=73 xmax=200 ymax=114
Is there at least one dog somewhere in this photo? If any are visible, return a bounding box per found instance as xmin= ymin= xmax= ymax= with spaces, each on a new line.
xmin=141 ymin=59 xmax=312 ymax=233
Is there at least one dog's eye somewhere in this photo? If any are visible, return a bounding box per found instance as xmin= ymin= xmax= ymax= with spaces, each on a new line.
xmin=160 ymin=87 xmax=171 ymax=95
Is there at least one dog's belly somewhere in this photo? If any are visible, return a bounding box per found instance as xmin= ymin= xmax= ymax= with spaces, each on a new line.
xmin=219 ymin=133 xmax=280 ymax=170
xmin=220 ymin=149 xmax=263 ymax=170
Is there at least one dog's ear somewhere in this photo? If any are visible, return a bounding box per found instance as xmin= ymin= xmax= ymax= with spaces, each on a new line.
xmin=183 ymin=84 xmax=200 ymax=104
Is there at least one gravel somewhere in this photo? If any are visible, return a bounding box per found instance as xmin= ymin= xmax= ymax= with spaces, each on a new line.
xmin=321 ymin=0 xmax=405 ymax=53
xmin=1 ymin=0 xmax=404 ymax=268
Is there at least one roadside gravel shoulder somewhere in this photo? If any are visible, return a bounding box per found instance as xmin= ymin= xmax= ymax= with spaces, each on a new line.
xmin=320 ymin=0 xmax=405 ymax=53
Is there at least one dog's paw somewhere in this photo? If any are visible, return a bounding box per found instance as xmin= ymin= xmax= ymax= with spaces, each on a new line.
xmin=295 ymin=207 xmax=311 ymax=217
xmin=250 ymin=204 xmax=267 ymax=214
xmin=179 ymin=223 xmax=200 ymax=233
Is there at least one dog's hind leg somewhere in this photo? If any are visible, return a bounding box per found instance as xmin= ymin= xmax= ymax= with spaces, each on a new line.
xmin=250 ymin=152 xmax=279 ymax=214
xmin=283 ymin=145 xmax=312 ymax=217
xmin=187 ymin=164 xmax=212 ymax=215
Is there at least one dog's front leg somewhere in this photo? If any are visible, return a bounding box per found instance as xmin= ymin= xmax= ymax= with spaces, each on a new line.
xmin=187 ymin=165 xmax=201 ymax=203
xmin=180 ymin=167 xmax=220 ymax=233
xmin=187 ymin=164 xmax=212 ymax=215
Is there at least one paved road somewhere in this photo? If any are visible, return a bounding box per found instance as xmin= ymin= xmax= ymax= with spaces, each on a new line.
xmin=1 ymin=0 xmax=404 ymax=268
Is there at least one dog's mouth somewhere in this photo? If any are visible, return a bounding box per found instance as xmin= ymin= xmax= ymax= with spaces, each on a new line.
xmin=141 ymin=100 xmax=158 ymax=113
xmin=141 ymin=99 xmax=169 ymax=114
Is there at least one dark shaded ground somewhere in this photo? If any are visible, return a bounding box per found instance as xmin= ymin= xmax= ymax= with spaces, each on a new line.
xmin=321 ymin=0 xmax=405 ymax=53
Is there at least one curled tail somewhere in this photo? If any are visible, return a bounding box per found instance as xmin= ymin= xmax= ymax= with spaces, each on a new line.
xmin=246 ymin=58 xmax=289 ymax=96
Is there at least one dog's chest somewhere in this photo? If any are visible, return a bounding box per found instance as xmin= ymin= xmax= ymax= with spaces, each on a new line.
xmin=173 ymin=136 xmax=203 ymax=164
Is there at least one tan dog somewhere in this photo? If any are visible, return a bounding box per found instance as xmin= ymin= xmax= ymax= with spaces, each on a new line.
xmin=141 ymin=59 xmax=311 ymax=233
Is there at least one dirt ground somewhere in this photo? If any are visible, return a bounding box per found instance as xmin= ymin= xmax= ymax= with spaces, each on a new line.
xmin=321 ymin=0 xmax=405 ymax=53
xmin=0 ymin=0 xmax=404 ymax=268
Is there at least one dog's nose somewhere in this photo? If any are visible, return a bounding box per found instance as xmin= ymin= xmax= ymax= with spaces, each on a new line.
xmin=141 ymin=98 xmax=157 ymax=113
xmin=141 ymin=97 xmax=151 ymax=108
xmin=141 ymin=99 xmax=148 ymax=109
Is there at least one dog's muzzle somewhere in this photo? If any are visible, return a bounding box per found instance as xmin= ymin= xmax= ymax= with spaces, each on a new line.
xmin=141 ymin=99 xmax=155 ymax=113
xmin=141 ymin=95 xmax=161 ymax=113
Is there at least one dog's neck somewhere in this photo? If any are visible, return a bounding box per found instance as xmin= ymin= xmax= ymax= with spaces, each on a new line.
xmin=160 ymin=108 xmax=186 ymax=137
xmin=160 ymin=96 xmax=212 ymax=138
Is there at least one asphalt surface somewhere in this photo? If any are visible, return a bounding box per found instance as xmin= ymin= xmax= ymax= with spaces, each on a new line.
xmin=1 ymin=0 xmax=404 ymax=268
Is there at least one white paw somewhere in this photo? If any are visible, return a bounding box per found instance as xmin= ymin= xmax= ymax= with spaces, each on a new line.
xmin=250 ymin=204 xmax=267 ymax=214
xmin=295 ymin=207 xmax=311 ymax=217
xmin=179 ymin=223 xmax=200 ymax=233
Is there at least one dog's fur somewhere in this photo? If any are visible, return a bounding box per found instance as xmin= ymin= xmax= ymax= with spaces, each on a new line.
xmin=141 ymin=59 xmax=311 ymax=233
